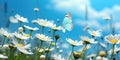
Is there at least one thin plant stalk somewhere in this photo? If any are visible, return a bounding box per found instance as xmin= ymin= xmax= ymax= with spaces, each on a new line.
xmin=68 ymin=46 xmax=74 ymax=60
xmin=42 ymin=26 xmax=44 ymax=34
xmin=82 ymin=43 xmax=88 ymax=60
xmin=2 ymin=36 xmax=6 ymax=47
xmin=110 ymin=44 xmax=115 ymax=60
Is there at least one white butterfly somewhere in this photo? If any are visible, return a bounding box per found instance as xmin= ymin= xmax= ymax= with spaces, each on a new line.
xmin=62 ymin=13 xmax=73 ymax=32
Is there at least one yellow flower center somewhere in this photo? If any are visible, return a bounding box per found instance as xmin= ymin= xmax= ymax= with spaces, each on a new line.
xmin=42 ymin=22 xmax=47 ymax=26
xmin=111 ymin=39 xmax=118 ymax=44
xmin=25 ymin=34 xmax=30 ymax=37
xmin=41 ymin=36 xmax=45 ymax=40
xmin=73 ymin=52 xmax=82 ymax=59
xmin=83 ymin=40 xmax=90 ymax=44
xmin=18 ymin=44 xmax=24 ymax=47
xmin=72 ymin=42 xmax=77 ymax=46
xmin=91 ymin=32 xmax=96 ymax=36
xmin=99 ymin=51 xmax=106 ymax=57
xmin=52 ymin=26 xmax=57 ymax=30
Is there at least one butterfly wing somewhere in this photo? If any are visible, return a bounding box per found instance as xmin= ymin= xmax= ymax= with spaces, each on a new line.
xmin=62 ymin=13 xmax=73 ymax=31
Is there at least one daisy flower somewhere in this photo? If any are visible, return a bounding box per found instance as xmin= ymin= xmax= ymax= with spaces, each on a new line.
xmin=9 ymin=16 xmax=18 ymax=23
xmin=48 ymin=23 xmax=64 ymax=32
xmin=35 ymin=34 xmax=52 ymax=42
xmin=104 ymin=34 xmax=120 ymax=44
xmin=32 ymin=19 xmax=52 ymax=27
xmin=12 ymin=39 xmax=33 ymax=54
xmin=34 ymin=8 xmax=39 ymax=12
xmin=87 ymin=54 xmax=96 ymax=59
xmin=0 ymin=54 xmax=8 ymax=59
xmin=0 ymin=28 xmax=13 ymax=39
xmin=66 ymin=38 xmax=83 ymax=46
xmin=45 ymin=48 xmax=54 ymax=52
xmin=14 ymin=32 xmax=30 ymax=40
xmin=40 ymin=55 xmax=45 ymax=60
xmin=23 ymin=25 xmax=39 ymax=31
xmin=73 ymin=51 xmax=82 ymax=59
xmin=18 ymin=27 xmax=24 ymax=33
xmin=80 ymin=36 xmax=98 ymax=44
xmin=52 ymin=54 xmax=65 ymax=60
xmin=88 ymin=29 xmax=101 ymax=37
xmin=15 ymin=14 xmax=28 ymax=23
xmin=2 ymin=44 xmax=10 ymax=49
xmin=96 ymin=56 xmax=108 ymax=60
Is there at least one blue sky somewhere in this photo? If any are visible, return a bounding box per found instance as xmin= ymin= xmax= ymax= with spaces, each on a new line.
xmin=1 ymin=0 xmax=120 ymax=51
xmin=0 ymin=0 xmax=120 ymax=36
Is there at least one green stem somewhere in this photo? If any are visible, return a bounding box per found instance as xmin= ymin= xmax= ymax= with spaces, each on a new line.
xmin=45 ymin=52 xmax=49 ymax=60
xmin=42 ymin=26 xmax=44 ymax=34
xmin=110 ymin=44 xmax=115 ymax=60
xmin=55 ymin=39 xmax=57 ymax=50
xmin=68 ymin=46 xmax=74 ymax=60
xmin=9 ymin=47 xmax=15 ymax=60
xmin=19 ymin=22 xmax=22 ymax=27
xmin=53 ymin=30 xmax=55 ymax=40
xmin=48 ymin=30 xmax=56 ymax=50
xmin=29 ymin=30 xmax=33 ymax=43
xmin=2 ymin=36 xmax=6 ymax=47
xmin=82 ymin=43 xmax=88 ymax=60
xmin=30 ymin=30 xmax=33 ymax=35
xmin=15 ymin=54 xmax=20 ymax=60
xmin=40 ymin=41 xmax=43 ymax=48
xmin=45 ymin=30 xmax=56 ymax=60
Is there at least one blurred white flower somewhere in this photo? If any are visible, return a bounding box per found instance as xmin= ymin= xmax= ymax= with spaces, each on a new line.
xmin=34 ymin=8 xmax=39 ymax=12
xmin=15 ymin=14 xmax=28 ymax=23
xmin=12 ymin=39 xmax=33 ymax=54
xmin=14 ymin=32 xmax=30 ymax=40
xmin=103 ymin=15 xmax=111 ymax=20
xmin=9 ymin=14 xmax=28 ymax=23
xmin=32 ymin=19 xmax=52 ymax=27
xmin=108 ymin=45 xmax=120 ymax=54
xmin=45 ymin=48 xmax=54 ymax=52
xmin=23 ymin=25 xmax=39 ymax=31
xmin=2 ymin=44 xmax=10 ymax=49
xmin=87 ymin=54 xmax=96 ymax=59
xmin=56 ymin=46 xmax=60 ymax=49
xmin=40 ymin=55 xmax=45 ymax=60
xmin=39 ymin=49 xmax=44 ymax=53
xmin=9 ymin=16 xmax=18 ymax=23
xmin=48 ymin=24 xmax=65 ymax=32
xmin=35 ymin=34 xmax=52 ymax=42
xmin=104 ymin=34 xmax=120 ymax=44
xmin=0 ymin=28 xmax=13 ymax=39
xmin=66 ymin=38 xmax=83 ymax=46
xmin=88 ymin=29 xmax=101 ymax=37
xmin=52 ymin=54 xmax=65 ymax=60
xmin=0 ymin=54 xmax=8 ymax=59
xmin=18 ymin=27 xmax=24 ymax=33
xmin=59 ymin=49 xmax=63 ymax=53
xmin=61 ymin=43 xmax=69 ymax=49
xmin=80 ymin=36 xmax=98 ymax=44
xmin=99 ymin=42 xmax=107 ymax=49
xmin=96 ymin=56 xmax=108 ymax=60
